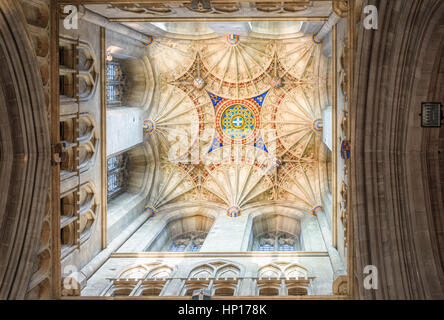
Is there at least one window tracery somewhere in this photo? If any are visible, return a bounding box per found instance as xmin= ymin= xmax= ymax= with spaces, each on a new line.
xmin=106 ymin=61 xmax=127 ymax=105
xmin=183 ymin=262 xmax=241 ymax=296
xmin=108 ymin=264 xmax=173 ymax=297
xmin=60 ymin=182 xmax=98 ymax=259
xmin=256 ymin=262 xmax=313 ymax=296
xmin=256 ymin=231 xmax=300 ymax=252
xmin=168 ymin=231 xmax=207 ymax=252
xmin=107 ymin=152 xmax=129 ymax=201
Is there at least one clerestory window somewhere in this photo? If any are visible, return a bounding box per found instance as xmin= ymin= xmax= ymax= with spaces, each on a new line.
xmin=107 ymin=152 xmax=129 ymax=201
xmin=168 ymin=231 xmax=207 ymax=252
xmin=106 ymin=61 xmax=127 ymax=105
xmin=256 ymin=232 xmax=300 ymax=252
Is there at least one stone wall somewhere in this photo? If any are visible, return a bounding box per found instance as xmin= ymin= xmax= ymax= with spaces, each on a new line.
xmin=352 ymin=0 xmax=444 ymax=299
xmin=0 ymin=0 xmax=51 ymax=299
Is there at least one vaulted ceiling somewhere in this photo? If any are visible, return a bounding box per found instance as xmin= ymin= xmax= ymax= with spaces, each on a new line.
xmin=142 ymin=34 xmax=330 ymax=217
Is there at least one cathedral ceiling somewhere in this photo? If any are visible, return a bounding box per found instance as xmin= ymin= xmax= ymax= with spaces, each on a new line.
xmin=142 ymin=33 xmax=330 ymax=218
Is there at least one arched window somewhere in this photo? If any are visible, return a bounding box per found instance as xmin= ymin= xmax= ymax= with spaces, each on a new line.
xmin=106 ymin=60 xmax=127 ymax=106
xmin=109 ymin=264 xmax=173 ymax=297
xmin=183 ymin=261 xmax=241 ymax=296
xmin=147 ymin=214 xmax=214 ymax=252
xmin=168 ymin=231 xmax=207 ymax=252
xmin=250 ymin=214 xmax=302 ymax=252
xmin=259 ymin=287 xmax=279 ymax=296
xmin=214 ymin=287 xmax=235 ymax=296
xmin=107 ymin=152 xmax=129 ymax=201
xmin=140 ymin=287 xmax=162 ymax=296
xmin=257 ymin=262 xmax=312 ymax=297
xmin=112 ymin=287 xmax=132 ymax=297
xmin=256 ymin=231 xmax=299 ymax=251
xmin=278 ymin=233 xmax=297 ymax=251
xmin=118 ymin=265 xmax=149 ymax=279
xmin=287 ymin=287 xmax=308 ymax=296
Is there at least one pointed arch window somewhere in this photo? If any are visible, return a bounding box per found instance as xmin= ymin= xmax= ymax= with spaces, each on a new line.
xmin=107 ymin=152 xmax=129 ymax=201
xmin=170 ymin=241 xmax=188 ymax=252
xmin=256 ymin=232 xmax=299 ymax=251
xmin=168 ymin=231 xmax=207 ymax=252
xmin=106 ymin=61 xmax=127 ymax=106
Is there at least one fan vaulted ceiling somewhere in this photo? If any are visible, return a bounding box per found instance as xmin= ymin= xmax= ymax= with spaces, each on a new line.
xmin=142 ymin=33 xmax=330 ymax=217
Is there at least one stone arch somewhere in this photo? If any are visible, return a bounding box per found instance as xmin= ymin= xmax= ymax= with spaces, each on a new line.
xmin=0 ymin=0 xmax=50 ymax=299
xmin=284 ymin=264 xmax=309 ymax=278
xmin=118 ymin=265 xmax=150 ymax=279
xmin=258 ymin=264 xmax=283 ymax=278
xmin=105 ymin=56 xmax=152 ymax=109
xmin=78 ymin=113 xmax=99 ymax=174
xmin=248 ymin=213 xmax=302 ymax=251
xmin=60 ymin=181 xmax=99 ymax=259
xmin=106 ymin=142 xmax=152 ymax=243
xmin=352 ymin=0 xmax=444 ymax=299
xmin=147 ymin=265 xmax=174 ymax=279
xmin=146 ymin=213 xmax=215 ymax=252
xmin=258 ymin=262 xmax=310 ymax=278
xmin=215 ymin=264 xmax=241 ymax=279
xmin=59 ymin=36 xmax=98 ymax=103
xmin=189 ymin=264 xmax=215 ymax=279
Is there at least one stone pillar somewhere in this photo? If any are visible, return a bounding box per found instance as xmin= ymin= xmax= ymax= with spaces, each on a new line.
xmin=237 ymin=269 xmax=256 ymax=296
xmin=106 ymin=108 xmax=144 ymax=156
xmin=314 ymin=12 xmax=340 ymax=43
xmin=328 ymin=246 xmax=347 ymax=278
xmin=300 ymin=215 xmax=327 ymax=251
xmin=200 ymin=213 xmax=249 ymax=252
xmin=316 ymin=209 xmax=332 ymax=248
xmin=315 ymin=209 xmax=346 ymax=279
xmin=162 ymin=279 xmax=185 ymax=296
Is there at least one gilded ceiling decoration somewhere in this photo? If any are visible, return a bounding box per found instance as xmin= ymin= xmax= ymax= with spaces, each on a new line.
xmin=143 ymin=33 xmax=329 ymax=217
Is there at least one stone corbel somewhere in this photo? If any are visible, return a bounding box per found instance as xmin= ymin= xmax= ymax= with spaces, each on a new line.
xmin=61 ymin=271 xmax=87 ymax=296
xmin=52 ymin=142 xmax=67 ymax=166
xmin=191 ymin=0 xmax=212 ymax=10
xmin=332 ymin=274 xmax=348 ymax=295
xmin=333 ymin=0 xmax=349 ymax=18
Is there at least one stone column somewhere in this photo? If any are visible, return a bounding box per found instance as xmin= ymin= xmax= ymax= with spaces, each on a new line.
xmin=315 ymin=209 xmax=346 ymax=279
xmin=237 ymin=269 xmax=256 ymax=296
xmin=300 ymin=214 xmax=327 ymax=251
xmin=162 ymin=279 xmax=185 ymax=296
xmin=200 ymin=213 xmax=249 ymax=252
xmin=314 ymin=12 xmax=340 ymax=43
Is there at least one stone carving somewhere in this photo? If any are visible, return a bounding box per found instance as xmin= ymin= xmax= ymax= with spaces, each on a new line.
xmin=340 ymin=181 xmax=348 ymax=248
xmin=254 ymin=2 xmax=310 ymax=13
xmin=332 ymin=275 xmax=348 ymax=295
xmin=340 ymin=110 xmax=348 ymax=137
xmin=332 ymin=0 xmax=349 ymax=18
xmin=61 ymin=277 xmax=82 ymax=296
xmin=339 ymin=39 xmax=349 ymax=102
xmin=60 ymin=182 xmax=98 ymax=259
xmin=108 ymin=1 xmax=316 ymax=16
xmin=109 ymin=3 xmax=173 ymax=15
xmin=186 ymin=1 xmax=240 ymax=14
